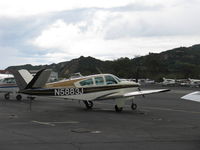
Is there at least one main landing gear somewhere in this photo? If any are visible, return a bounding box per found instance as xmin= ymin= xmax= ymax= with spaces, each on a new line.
xmin=114 ymin=103 xmax=137 ymax=112
xmin=131 ymin=103 xmax=137 ymax=110
xmin=114 ymin=98 xmax=138 ymax=112
xmin=83 ymin=100 xmax=93 ymax=109
xmin=115 ymin=105 xmax=123 ymax=112
xmin=131 ymin=98 xmax=137 ymax=111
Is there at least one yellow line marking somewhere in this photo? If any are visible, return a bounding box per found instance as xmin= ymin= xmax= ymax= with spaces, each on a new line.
xmin=32 ymin=121 xmax=55 ymax=126
xmin=142 ymin=106 xmax=200 ymax=114
xmin=32 ymin=120 xmax=79 ymax=126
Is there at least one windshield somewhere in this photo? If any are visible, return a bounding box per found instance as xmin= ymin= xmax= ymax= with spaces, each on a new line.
xmin=105 ymin=75 xmax=118 ymax=85
xmin=113 ymin=75 xmax=121 ymax=82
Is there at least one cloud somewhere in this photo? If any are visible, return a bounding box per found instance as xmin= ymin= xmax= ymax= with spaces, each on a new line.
xmin=0 ymin=0 xmax=134 ymax=17
xmin=104 ymin=2 xmax=200 ymax=39
xmin=0 ymin=0 xmax=200 ymax=69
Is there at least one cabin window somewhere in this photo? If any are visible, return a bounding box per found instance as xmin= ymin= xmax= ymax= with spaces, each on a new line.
xmin=105 ymin=75 xmax=118 ymax=85
xmin=95 ymin=77 xmax=104 ymax=85
xmin=4 ymin=78 xmax=16 ymax=84
xmin=79 ymin=78 xmax=94 ymax=86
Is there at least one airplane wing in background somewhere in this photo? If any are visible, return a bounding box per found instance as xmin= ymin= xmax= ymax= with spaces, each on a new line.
xmin=181 ymin=91 xmax=200 ymax=102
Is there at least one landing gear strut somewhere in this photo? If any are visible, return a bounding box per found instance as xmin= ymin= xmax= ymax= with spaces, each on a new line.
xmin=83 ymin=100 xmax=93 ymax=109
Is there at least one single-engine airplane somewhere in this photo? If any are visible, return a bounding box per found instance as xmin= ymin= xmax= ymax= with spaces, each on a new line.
xmin=13 ymin=69 xmax=170 ymax=112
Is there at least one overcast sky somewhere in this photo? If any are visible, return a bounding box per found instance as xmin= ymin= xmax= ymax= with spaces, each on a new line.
xmin=0 ymin=0 xmax=200 ymax=69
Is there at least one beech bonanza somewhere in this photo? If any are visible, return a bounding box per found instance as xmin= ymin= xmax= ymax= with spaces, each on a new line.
xmin=13 ymin=69 xmax=170 ymax=112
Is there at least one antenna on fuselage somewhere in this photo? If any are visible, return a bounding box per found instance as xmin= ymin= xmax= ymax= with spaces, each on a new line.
xmin=96 ymin=67 xmax=102 ymax=74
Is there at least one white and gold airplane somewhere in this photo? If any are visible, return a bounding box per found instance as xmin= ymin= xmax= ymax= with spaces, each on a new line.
xmin=13 ymin=69 xmax=170 ymax=112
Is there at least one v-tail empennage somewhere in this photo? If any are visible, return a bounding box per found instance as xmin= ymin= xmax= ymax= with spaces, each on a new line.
xmin=12 ymin=69 xmax=52 ymax=91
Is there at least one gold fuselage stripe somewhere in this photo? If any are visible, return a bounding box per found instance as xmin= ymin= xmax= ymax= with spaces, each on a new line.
xmin=45 ymin=78 xmax=83 ymax=88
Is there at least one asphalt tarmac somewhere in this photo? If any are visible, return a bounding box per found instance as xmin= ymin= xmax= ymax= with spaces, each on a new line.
xmin=0 ymin=86 xmax=199 ymax=150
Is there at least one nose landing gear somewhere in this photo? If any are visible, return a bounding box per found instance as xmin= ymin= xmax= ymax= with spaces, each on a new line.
xmin=114 ymin=105 xmax=123 ymax=112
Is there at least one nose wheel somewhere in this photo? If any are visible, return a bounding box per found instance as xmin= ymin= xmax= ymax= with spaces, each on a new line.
xmin=131 ymin=103 xmax=137 ymax=110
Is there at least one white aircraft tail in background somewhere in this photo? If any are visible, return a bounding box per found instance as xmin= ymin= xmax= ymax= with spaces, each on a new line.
xmin=162 ymin=77 xmax=176 ymax=86
xmin=188 ymin=78 xmax=200 ymax=87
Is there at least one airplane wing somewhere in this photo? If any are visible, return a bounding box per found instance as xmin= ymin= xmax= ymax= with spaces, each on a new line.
xmin=124 ymin=89 xmax=170 ymax=97
xmin=96 ymin=89 xmax=170 ymax=100
xmin=181 ymin=91 xmax=200 ymax=102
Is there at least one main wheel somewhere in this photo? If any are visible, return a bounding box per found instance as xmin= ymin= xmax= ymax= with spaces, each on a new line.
xmin=16 ymin=95 xmax=22 ymax=101
xmin=131 ymin=103 xmax=137 ymax=110
xmin=4 ymin=93 xmax=10 ymax=100
xmin=115 ymin=105 xmax=123 ymax=112
xmin=83 ymin=101 xmax=93 ymax=109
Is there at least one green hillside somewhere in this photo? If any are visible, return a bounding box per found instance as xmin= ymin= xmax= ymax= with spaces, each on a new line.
xmin=6 ymin=44 xmax=200 ymax=81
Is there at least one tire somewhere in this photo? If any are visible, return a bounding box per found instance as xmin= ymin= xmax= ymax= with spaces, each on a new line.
xmin=16 ymin=95 xmax=22 ymax=101
xmin=83 ymin=101 xmax=93 ymax=109
xmin=115 ymin=105 xmax=123 ymax=112
xmin=4 ymin=93 xmax=10 ymax=100
xmin=131 ymin=103 xmax=137 ymax=110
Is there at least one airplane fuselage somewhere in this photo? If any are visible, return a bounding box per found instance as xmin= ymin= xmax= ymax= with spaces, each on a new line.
xmin=20 ymin=81 xmax=139 ymax=101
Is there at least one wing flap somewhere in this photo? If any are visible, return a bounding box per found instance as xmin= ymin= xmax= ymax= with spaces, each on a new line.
xmin=124 ymin=89 xmax=170 ymax=97
xmin=95 ymin=89 xmax=170 ymax=100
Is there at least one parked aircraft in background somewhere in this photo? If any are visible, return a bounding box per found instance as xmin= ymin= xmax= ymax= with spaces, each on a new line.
xmin=0 ymin=74 xmax=22 ymax=100
xmin=181 ymin=91 xmax=200 ymax=102
xmin=188 ymin=78 xmax=200 ymax=87
xmin=162 ymin=77 xmax=176 ymax=86
xmin=13 ymin=69 xmax=170 ymax=112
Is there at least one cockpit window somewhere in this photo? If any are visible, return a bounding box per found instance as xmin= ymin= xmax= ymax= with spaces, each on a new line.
xmin=79 ymin=78 xmax=94 ymax=86
xmin=95 ymin=77 xmax=104 ymax=85
xmin=105 ymin=75 xmax=118 ymax=85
